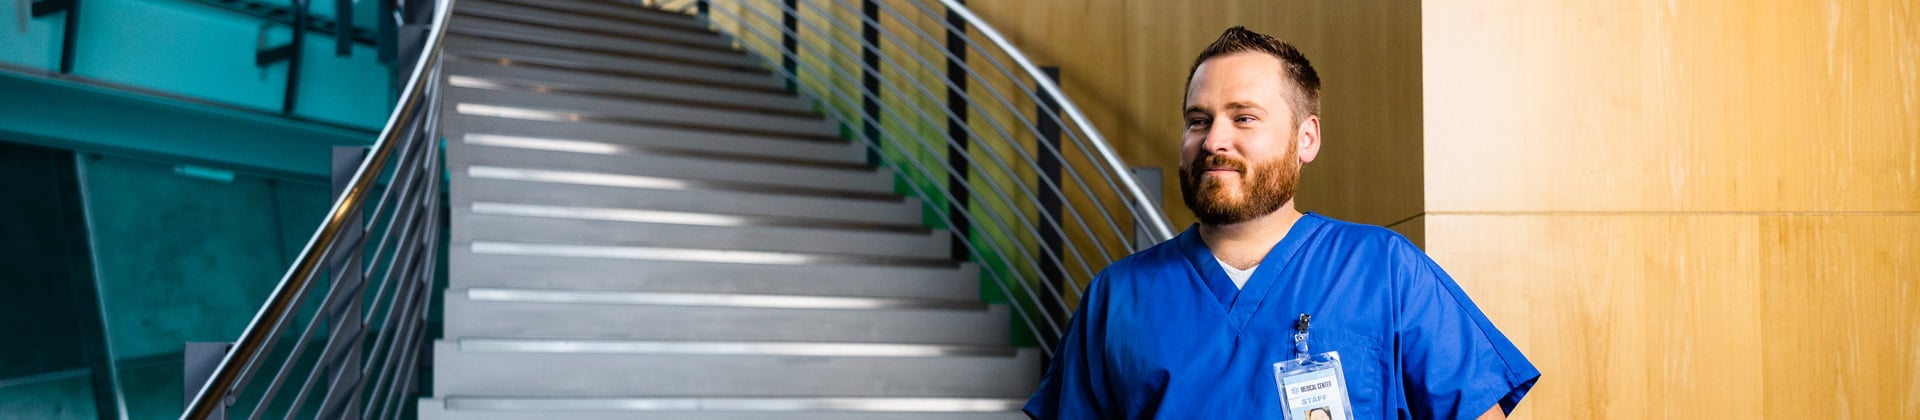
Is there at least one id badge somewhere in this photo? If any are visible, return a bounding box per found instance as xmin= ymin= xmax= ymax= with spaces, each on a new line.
xmin=1275 ymin=313 xmax=1353 ymax=420
xmin=1274 ymin=351 xmax=1354 ymax=420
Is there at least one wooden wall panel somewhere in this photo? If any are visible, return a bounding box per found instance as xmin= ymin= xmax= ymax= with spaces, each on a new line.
xmin=1427 ymin=215 xmax=1767 ymax=419
xmin=1423 ymin=0 xmax=1920 ymax=213
xmin=1427 ymin=215 xmax=1920 ymax=419
xmin=1424 ymin=0 xmax=1920 ymax=418
xmin=1758 ymin=215 xmax=1920 ymax=418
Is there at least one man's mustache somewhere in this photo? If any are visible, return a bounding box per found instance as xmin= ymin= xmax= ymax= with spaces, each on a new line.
xmin=1187 ymin=154 xmax=1248 ymax=174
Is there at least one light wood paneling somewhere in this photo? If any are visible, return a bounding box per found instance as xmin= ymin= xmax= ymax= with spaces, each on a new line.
xmin=1424 ymin=2 xmax=1920 ymax=418
xmin=1758 ymin=215 xmax=1920 ymax=418
xmin=1428 ymin=214 xmax=1920 ymax=419
xmin=1423 ymin=0 xmax=1920 ymax=213
xmin=1427 ymin=215 xmax=1764 ymax=419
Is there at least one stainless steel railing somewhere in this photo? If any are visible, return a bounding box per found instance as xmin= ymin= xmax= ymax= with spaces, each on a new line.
xmin=680 ymin=0 xmax=1175 ymax=356
xmin=180 ymin=0 xmax=452 ymax=417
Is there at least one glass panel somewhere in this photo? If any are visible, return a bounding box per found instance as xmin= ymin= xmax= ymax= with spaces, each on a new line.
xmin=76 ymin=153 xmax=331 ymax=419
xmin=0 ymin=141 xmax=109 ymax=419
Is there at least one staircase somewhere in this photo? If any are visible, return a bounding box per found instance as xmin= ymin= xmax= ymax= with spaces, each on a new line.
xmin=418 ymin=0 xmax=1036 ymax=418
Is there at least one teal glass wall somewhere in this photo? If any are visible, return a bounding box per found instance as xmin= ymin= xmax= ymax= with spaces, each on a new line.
xmin=0 ymin=143 xmax=337 ymax=419
xmin=0 ymin=0 xmax=397 ymax=418
xmin=0 ymin=143 xmax=106 ymax=419
xmin=0 ymin=0 xmax=391 ymax=129
xmin=80 ymin=154 xmax=333 ymax=419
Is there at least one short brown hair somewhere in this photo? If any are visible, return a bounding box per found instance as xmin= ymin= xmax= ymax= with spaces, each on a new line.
xmin=1185 ymin=26 xmax=1321 ymax=127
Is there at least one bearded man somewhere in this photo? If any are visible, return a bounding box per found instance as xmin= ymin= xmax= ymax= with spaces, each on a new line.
xmin=1023 ymin=27 xmax=1539 ymax=419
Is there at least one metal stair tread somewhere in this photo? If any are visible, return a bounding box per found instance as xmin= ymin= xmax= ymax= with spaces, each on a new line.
xmin=441 ymin=113 xmax=864 ymax=166
xmin=459 ymin=165 xmax=902 ymax=202
xmin=450 ymin=2 xmax=735 ymax=51
xmin=444 ymin=37 xmax=787 ymax=92
xmin=447 ymin=249 xmax=982 ymax=300
xmin=464 ymin=201 xmax=927 ymax=233
xmin=466 ymin=240 xmax=957 ymax=268
xmin=433 ymin=341 xmax=1040 ymax=398
xmin=434 ymin=396 xmax=1025 ymax=412
xmin=444 ymin=74 xmax=817 ymax=119
xmin=443 ymin=64 xmax=817 ymax=117
xmin=451 ymin=132 xmax=863 ymax=171
xmin=449 ymin=175 xmax=922 ymax=227
xmin=452 ymin=212 xmax=951 ymax=260
xmin=419 ymin=397 xmax=1028 ymax=419
xmin=462 ymin=287 xmax=984 ymax=311
xmin=446 ymin=291 xmax=1009 ymax=344
xmin=448 ymin=144 xmax=891 ymax=197
xmin=460 ymin=0 xmax=711 ymax=33
xmin=449 ymin=101 xmax=839 ymax=143
xmin=444 ymin=85 xmax=838 ymax=140
xmin=446 ymin=19 xmax=762 ymax=72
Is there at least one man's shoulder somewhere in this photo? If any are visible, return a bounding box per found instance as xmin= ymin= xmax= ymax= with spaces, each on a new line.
xmin=1308 ymin=213 xmax=1420 ymax=252
xmin=1100 ymin=238 xmax=1188 ymax=279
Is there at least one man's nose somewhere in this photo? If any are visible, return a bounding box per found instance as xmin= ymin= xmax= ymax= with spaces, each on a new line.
xmin=1202 ymin=121 xmax=1236 ymax=153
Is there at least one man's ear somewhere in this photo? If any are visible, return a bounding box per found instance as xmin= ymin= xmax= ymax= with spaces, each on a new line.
xmin=1296 ymin=115 xmax=1322 ymax=164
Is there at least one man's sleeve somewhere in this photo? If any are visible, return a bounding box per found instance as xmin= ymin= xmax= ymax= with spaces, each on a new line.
xmin=1023 ymin=276 xmax=1110 ymax=419
xmin=1397 ymin=253 xmax=1541 ymax=419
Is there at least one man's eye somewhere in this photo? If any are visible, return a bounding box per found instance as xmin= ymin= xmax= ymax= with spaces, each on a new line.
xmin=1187 ymin=118 xmax=1210 ymax=128
xmin=1235 ymin=116 xmax=1258 ymax=123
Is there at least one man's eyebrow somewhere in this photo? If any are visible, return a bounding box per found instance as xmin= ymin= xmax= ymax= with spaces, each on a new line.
xmin=1184 ymin=102 xmax=1266 ymax=115
xmin=1222 ymin=101 xmax=1266 ymax=111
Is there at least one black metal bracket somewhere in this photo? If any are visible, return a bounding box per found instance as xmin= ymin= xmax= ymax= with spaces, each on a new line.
xmin=333 ymin=0 xmax=352 ymax=57
xmin=30 ymin=0 xmax=73 ymax=16
xmin=186 ymin=0 xmax=378 ymax=47
xmin=377 ymin=0 xmax=395 ymax=65
xmin=255 ymin=43 xmax=298 ymax=66
xmin=30 ymin=0 xmax=78 ymax=73
xmin=255 ymin=0 xmax=309 ymax=114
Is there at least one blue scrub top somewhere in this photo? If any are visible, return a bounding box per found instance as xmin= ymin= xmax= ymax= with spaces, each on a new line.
xmin=1025 ymin=213 xmax=1539 ymax=419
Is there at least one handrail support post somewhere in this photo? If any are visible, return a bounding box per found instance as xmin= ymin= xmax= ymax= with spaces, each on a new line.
xmin=943 ymin=0 xmax=971 ymax=262
xmin=1034 ymin=66 xmax=1066 ymax=345
xmin=327 ymin=146 xmax=370 ymax=420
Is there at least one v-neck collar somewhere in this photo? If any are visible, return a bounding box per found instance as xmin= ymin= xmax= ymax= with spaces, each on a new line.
xmin=1173 ymin=213 xmax=1328 ymax=333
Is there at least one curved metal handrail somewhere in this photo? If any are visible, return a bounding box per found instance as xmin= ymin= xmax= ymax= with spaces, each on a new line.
xmin=932 ymin=0 xmax=1175 ymax=242
xmin=181 ymin=0 xmax=453 ymax=417
xmin=690 ymin=0 xmax=1176 ymax=355
xmin=708 ymin=1 xmax=1070 ymax=343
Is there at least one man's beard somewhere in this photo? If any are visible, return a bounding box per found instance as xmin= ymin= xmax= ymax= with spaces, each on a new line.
xmin=1178 ymin=141 xmax=1301 ymax=226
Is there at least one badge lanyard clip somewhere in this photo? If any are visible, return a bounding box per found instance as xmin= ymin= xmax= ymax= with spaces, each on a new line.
xmin=1292 ymin=313 xmax=1311 ymax=361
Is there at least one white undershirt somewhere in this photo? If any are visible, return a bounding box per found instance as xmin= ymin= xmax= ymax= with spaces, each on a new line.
xmin=1215 ymin=256 xmax=1258 ymax=289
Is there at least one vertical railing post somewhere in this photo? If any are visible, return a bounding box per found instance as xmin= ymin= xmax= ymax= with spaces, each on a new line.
xmin=781 ymin=0 xmax=798 ymax=92
xmin=1130 ymin=167 xmax=1164 ymax=250
xmin=328 ymin=146 xmax=368 ymax=418
xmin=943 ymin=0 xmax=971 ymax=262
xmin=860 ymin=0 xmax=881 ymax=164
xmin=182 ymin=343 xmax=231 ymax=419
xmin=1035 ymin=66 xmax=1065 ymax=340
